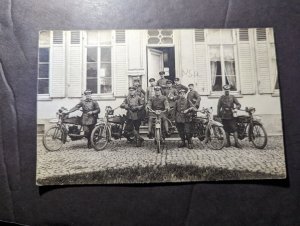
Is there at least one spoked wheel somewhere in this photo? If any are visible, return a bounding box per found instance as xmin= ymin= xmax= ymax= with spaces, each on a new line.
xmin=91 ymin=124 xmax=109 ymax=151
xmin=155 ymin=128 xmax=161 ymax=153
xmin=250 ymin=123 xmax=268 ymax=149
xmin=43 ymin=126 xmax=64 ymax=151
xmin=206 ymin=125 xmax=226 ymax=150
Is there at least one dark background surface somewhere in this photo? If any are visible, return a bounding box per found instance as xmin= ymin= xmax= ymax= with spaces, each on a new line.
xmin=0 ymin=0 xmax=300 ymax=225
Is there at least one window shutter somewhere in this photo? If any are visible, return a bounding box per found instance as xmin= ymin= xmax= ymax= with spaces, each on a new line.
xmin=194 ymin=30 xmax=209 ymax=95
xmin=50 ymin=31 xmax=66 ymax=98
xmin=114 ymin=30 xmax=128 ymax=96
xmin=237 ymin=29 xmax=255 ymax=94
xmin=255 ymin=28 xmax=272 ymax=94
xmin=67 ymin=31 xmax=82 ymax=97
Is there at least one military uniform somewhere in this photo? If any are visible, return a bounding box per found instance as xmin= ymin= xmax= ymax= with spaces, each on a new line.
xmin=173 ymin=83 xmax=188 ymax=93
xmin=187 ymin=89 xmax=201 ymax=109
xmin=174 ymin=91 xmax=194 ymax=148
xmin=217 ymin=84 xmax=242 ymax=148
xmin=147 ymin=86 xmax=156 ymax=101
xmin=157 ymin=78 xmax=168 ymax=89
xmin=69 ymin=92 xmax=100 ymax=147
xmin=121 ymin=89 xmax=145 ymax=146
xmin=163 ymin=85 xmax=178 ymax=121
xmin=147 ymin=88 xmax=170 ymax=138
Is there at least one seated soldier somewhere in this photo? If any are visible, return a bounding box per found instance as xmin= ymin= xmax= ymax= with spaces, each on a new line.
xmin=146 ymin=86 xmax=170 ymax=139
xmin=120 ymin=86 xmax=144 ymax=147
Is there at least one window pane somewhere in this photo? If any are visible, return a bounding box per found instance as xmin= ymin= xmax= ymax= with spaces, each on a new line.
xmin=161 ymin=37 xmax=173 ymax=44
xmin=99 ymin=30 xmax=111 ymax=44
xmin=100 ymin=77 xmax=112 ymax=93
xmin=39 ymin=48 xmax=49 ymax=62
xmin=100 ymin=63 xmax=111 ymax=77
xmin=148 ymin=37 xmax=160 ymax=44
xmin=87 ymin=31 xmax=98 ymax=45
xmin=39 ymin=31 xmax=50 ymax=45
xmin=38 ymin=79 xmax=49 ymax=94
xmin=225 ymin=76 xmax=237 ymax=91
xmin=39 ymin=64 xmax=49 ymax=78
xmin=148 ymin=30 xmax=159 ymax=36
xmin=161 ymin=30 xmax=173 ymax=36
xmin=87 ymin=78 xmax=98 ymax=93
xmin=87 ymin=47 xmax=97 ymax=62
xmin=87 ymin=63 xmax=97 ymax=78
xmin=101 ymin=47 xmax=111 ymax=62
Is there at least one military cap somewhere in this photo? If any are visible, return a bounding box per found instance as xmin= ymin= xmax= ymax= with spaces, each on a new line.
xmin=83 ymin=89 xmax=92 ymax=95
xmin=178 ymin=89 xmax=187 ymax=93
xmin=149 ymin=78 xmax=155 ymax=82
xmin=223 ymin=84 xmax=231 ymax=90
xmin=188 ymin=83 xmax=194 ymax=87
xmin=166 ymin=80 xmax=173 ymax=84
xmin=129 ymin=86 xmax=137 ymax=91
xmin=159 ymin=71 xmax=165 ymax=75
xmin=133 ymin=78 xmax=140 ymax=83
xmin=154 ymin=86 xmax=161 ymax=91
xmin=174 ymin=78 xmax=180 ymax=81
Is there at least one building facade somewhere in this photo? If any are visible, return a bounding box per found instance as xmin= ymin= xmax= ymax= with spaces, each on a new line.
xmin=37 ymin=28 xmax=282 ymax=135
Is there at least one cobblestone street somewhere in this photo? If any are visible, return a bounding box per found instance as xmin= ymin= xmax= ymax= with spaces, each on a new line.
xmin=36 ymin=136 xmax=286 ymax=185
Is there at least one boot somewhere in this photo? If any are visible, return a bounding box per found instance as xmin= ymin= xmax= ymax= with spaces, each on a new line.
xmin=233 ymin=132 xmax=242 ymax=149
xmin=187 ymin=138 xmax=194 ymax=149
xmin=178 ymin=138 xmax=186 ymax=148
xmin=225 ymin=133 xmax=231 ymax=147
xmin=87 ymin=139 xmax=92 ymax=149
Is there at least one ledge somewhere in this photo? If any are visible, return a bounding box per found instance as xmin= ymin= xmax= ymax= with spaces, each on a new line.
xmin=207 ymin=94 xmax=243 ymax=99
xmin=37 ymin=95 xmax=52 ymax=101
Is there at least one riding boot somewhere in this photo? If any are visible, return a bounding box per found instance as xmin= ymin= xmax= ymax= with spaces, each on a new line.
xmin=225 ymin=132 xmax=231 ymax=147
xmin=187 ymin=138 xmax=194 ymax=149
xmin=233 ymin=132 xmax=242 ymax=149
xmin=87 ymin=139 xmax=92 ymax=149
xmin=178 ymin=137 xmax=186 ymax=148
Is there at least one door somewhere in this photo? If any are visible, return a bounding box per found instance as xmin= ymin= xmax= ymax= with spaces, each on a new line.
xmin=147 ymin=48 xmax=164 ymax=82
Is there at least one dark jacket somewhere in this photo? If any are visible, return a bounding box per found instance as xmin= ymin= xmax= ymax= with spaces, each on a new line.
xmin=217 ymin=95 xmax=241 ymax=119
xmin=187 ymin=90 xmax=201 ymax=108
xmin=70 ymin=99 xmax=100 ymax=125
xmin=121 ymin=94 xmax=144 ymax=120
xmin=172 ymin=83 xmax=188 ymax=93
xmin=163 ymin=87 xmax=179 ymax=108
xmin=174 ymin=97 xmax=193 ymax=123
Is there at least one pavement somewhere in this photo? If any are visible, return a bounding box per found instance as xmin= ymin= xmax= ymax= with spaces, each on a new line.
xmin=36 ymin=135 xmax=287 ymax=185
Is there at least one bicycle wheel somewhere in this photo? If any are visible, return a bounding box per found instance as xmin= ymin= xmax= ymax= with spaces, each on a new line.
xmin=206 ymin=125 xmax=226 ymax=150
xmin=91 ymin=124 xmax=109 ymax=151
xmin=155 ymin=128 xmax=161 ymax=153
xmin=250 ymin=123 xmax=268 ymax=149
xmin=43 ymin=126 xmax=64 ymax=151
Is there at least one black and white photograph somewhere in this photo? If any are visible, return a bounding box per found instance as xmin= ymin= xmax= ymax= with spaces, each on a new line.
xmin=36 ymin=28 xmax=286 ymax=185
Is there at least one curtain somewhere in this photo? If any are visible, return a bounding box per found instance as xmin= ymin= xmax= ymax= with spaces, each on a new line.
xmin=224 ymin=61 xmax=236 ymax=88
xmin=210 ymin=61 xmax=217 ymax=86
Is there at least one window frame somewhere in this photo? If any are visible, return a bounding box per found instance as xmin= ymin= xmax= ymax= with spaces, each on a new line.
xmin=84 ymin=31 xmax=114 ymax=97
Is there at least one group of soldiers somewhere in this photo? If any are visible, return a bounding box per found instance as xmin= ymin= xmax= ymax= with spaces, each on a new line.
xmin=68 ymin=70 xmax=242 ymax=149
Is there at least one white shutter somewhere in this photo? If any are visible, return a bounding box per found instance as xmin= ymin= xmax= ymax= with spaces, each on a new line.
xmin=255 ymin=28 xmax=272 ymax=94
xmin=238 ymin=29 xmax=255 ymax=94
xmin=50 ymin=31 xmax=65 ymax=97
xmin=67 ymin=31 xmax=82 ymax=97
xmin=194 ymin=30 xmax=209 ymax=95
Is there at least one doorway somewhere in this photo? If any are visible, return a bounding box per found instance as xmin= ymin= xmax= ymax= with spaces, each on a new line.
xmin=147 ymin=47 xmax=175 ymax=84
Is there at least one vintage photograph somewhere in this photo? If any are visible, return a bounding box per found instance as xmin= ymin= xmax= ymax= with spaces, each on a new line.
xmin=36 ymin=28 xmax=286 ymax=185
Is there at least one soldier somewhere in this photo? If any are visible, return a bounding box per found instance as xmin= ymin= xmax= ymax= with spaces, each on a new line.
xmin=173 ymin=77 xmax=188 ymax=93
xmin=146 ymin=86 xmax=170 ymax=139
xmin=68 ymin=89 xmax=100 ymax=148
xmin=187 ymin=84 xmax=201 ymax=111
xmin=163 ymin=80 xmax=179 ymax=121
xmin=147 ymin=78 xmax=156 ymax=101
xmin=120 ymin=86 xmax=145 ymax=147
xmin=174 ymin=89 xmax=195 ymax=149
xmin=133 ymin=78 xmax=146 ymax=99
xmin=156 ymin=71 xmax=168 ymax=90
xmin=217 ymin=84 xmax=242 ymax=148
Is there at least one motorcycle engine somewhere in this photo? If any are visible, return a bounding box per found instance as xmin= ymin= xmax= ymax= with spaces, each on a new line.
xmin=111 ymin=124 xmax=122 ymax=139
xmin=68 ymin=125 xmax=80 ymax=135
xmin=237 ymin=123 xmax=246 ymax=140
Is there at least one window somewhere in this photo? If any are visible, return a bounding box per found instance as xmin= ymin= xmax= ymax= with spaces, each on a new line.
xmin=86 ymin=31 xmax=112 ymax=94
xmin=210 ymin=45 xmax=237 ymax=92
xmin=148 ymin=29 xmax=173 ymax=44
xmin=38 ymin=31 xmax=50 ymax=94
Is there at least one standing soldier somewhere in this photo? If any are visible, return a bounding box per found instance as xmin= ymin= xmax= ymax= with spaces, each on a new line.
xmin=173 ymin=77 xmax=188 ymax=93
xmin=133 ymin=78 xmax=146 ymax=99
xmin=217 ymin=84 xmax=242 ymax=148
xmin=146 ymin=86 xmax=170 ymax=139
xmin=163 ymin=80 xmax=179 ymax=121
xmin=157 ymin=71 xmax=168 ymax=91
xmin=174 ymin=89 xmax=195 ymax=149
xmin=147 ymin=78 xmax=156 ymax=102
xmin=68 ymin=89 xmax=100 ymax=148
xmin=187 ymin=84 xmax=201 ymax=110
xmin=120 ymin=86 xmax=145 ymax=147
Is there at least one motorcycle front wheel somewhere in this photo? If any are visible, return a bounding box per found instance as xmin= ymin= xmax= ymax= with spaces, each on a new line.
xmin=206 ymin=125 xmax=226 ymax=150
xmin=43 ymin=126 xmax=64 ymax=151
xmin=91 ymin=124 xmax=109 ymax=151
xmin=250 ymin=123 xmax=268 ymax=149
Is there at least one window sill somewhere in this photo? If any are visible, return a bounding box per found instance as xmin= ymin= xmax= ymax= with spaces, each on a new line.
xmin=207 ymin=93 xmax=243 ymax=99
xmin=92 ymin=94 xmax=116 ymax=101
xmin=37 ymin=95 xmax=52 ymax=101
xmin=272 ymin=91 xmax=280 ymax=97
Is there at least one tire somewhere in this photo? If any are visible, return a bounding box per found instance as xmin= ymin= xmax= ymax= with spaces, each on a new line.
xmin=91 ymin=124 xmax=109 ymax=151
xmin=43 ymin=126 xmax=64 ymax=151
xmin=206 ymin=125 xmax=226 ymax=150
xmin=250 ymin=123 xmax=268 ymax=149
xmin=155 ymin=128 xmax=161 ymax=153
